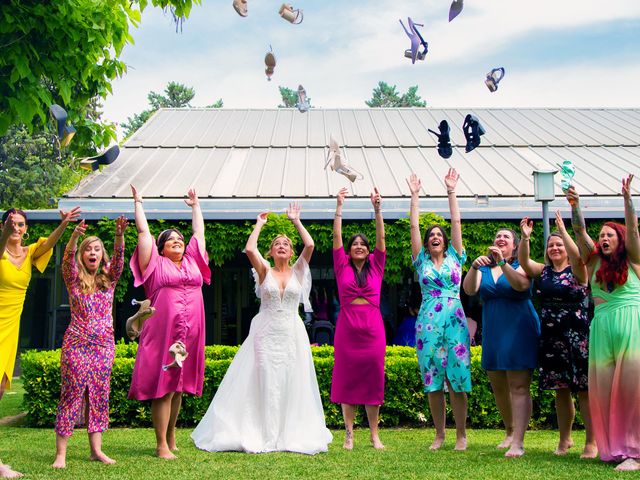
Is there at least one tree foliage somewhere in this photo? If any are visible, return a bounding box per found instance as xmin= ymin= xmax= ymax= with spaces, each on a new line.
xmin=0 ymin=0 xmax=202 ymax=151
xmin=365 ymin=82 xmax=427 ymax=108
xmin=277 ymin=86 xmax=311 ymax=109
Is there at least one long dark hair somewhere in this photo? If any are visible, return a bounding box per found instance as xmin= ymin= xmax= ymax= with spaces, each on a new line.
xmin=423 ymin=225 xmax=449 ymax=253
xmin=2 ymin=208 xmax=28 ymax=225
xmin=347 ymin=233 xmax=371 ymax=287
xmin=156 ymin=228 xmax=185 ymax=255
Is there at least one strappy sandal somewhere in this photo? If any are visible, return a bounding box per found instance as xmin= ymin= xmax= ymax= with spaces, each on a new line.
xmin=296 ymin=85 xmax=310 ymax=113
xmin=233 ymin=0 xmax=248 ymax=17
xmin=126 ymin=298 xmax=155 ymax=340
xmin=264 ymin=46 xmax=276 ymax=81
xmin=324 ymin=136 xmax=364 ymax=182
xmin=449 ymin=0 xmax=463 ymax=22
xmin=399 ymin=18 xmax=428 ymax=64
xmin=163 ymin=341 xmax=188 ymax=370
xmin=485 ymin=67 xmax=505 ymax=92
xmin=463 ymin=114 xmax=485 ymax=153
xmin=428 ymin=120 xmax=452 ymax=159
xmin=279 ymin=3 xmax=303 ymax=24
xmin=79 ymin=145 xmax=120 ymax=171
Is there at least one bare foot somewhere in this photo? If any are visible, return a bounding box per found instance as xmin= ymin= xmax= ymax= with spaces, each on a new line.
xmin=496 ymin=434 xmax=513 ymax=449
xmin=554 ymin=438 xmax=574 ymax=456
xmin=0 ymin=463 xmax=24 ymax=478
xmin=371 ymin=436 xmax=385 ymax=450
xmin=343 ymin=430 xmax=354 ymax=450
xmin=155 ymin=447 xmax=177 ymax=460
xmin=580 ymin=442 xmax=598 ymax=459
xmin=89 ymin=451 xmax=116 ymax=465
xmin=505 ymin=445 xmax=525 ymax=458
xmin=430 ymin=434 xmax=445 ymax=450
xmin=454 ymin=436 xmax=467 ymax=451
xmin=615 ymin=459 xmax=640 ymax=471
xmin=51 ymin=455 xmax=66 ymax=469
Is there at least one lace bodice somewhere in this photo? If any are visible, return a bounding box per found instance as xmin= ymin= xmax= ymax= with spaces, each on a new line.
xmin=252 ymin=256 xmax=312 ymax=313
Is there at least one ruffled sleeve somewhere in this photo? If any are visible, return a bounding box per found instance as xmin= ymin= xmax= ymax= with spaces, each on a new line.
xmin=447 ymin=243 xmax=467 ymax=265
xmin=185 ymin=236 xmax=211 ymax=285
xmin=293 ymin=255 xmax=313 ymax=313
xmin=370 ymin=248 xmax=386 ymax=276
xmin=251 ymin=258 xmax=271 ymax=299
xmin=332 ymin=247 xmax=348 ymax=275
xmin=29 ymin=237 xmax=53 ymax=273
xmin=412 ymin=246 xmax=426 ymax=270
xmin=129 ymin=240 xmax=160 ymax=288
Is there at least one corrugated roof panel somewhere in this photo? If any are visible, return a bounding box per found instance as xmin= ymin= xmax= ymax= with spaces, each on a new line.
xmin=500 ymin=110 xmax=561 ymax=146
xmin=566 ymin=110 xmax=628 ymax=145
xmin=568 ymin=146 xmax=635 ymax=194
xmin=272 ymin=110 xmax=294 ymax=145
xmin=599 ymin=110 xmax=640 ymax=141
xmin=352 ymin=109 xmax=380 ymax=147
xmin=384 ymin=109 xmax=419 ymax=147
xmin=179 ymin=110 xmax=220 ymax=147
xmin=124 ymin=148 xmax=182 ymax=197
xmin=194 ymin=110 xmax=232 ymax=147
xmin=533 ymin=110 xmax=600 ymax=145
xmin=484 ymin=109 xmax=538 ymax=146
xmin=259 ymin=148 xmax=287 ymax=196
xmin=368 ymin=109 xmax=399 ymax=146
xmin=210 ymin=149 xmax=249 ymax=197
xmin=233 ymin=110 xmax=265 ymax=147
xmin=308 ymin=110 xmax=327 ymax=146
xmin=357 ymin=148 xmax=396 ymax=195
xmin=216 ymin=110 xmax=252 ymax=147
xmin=338 ymin=110 xmax=364 ymax=147
xmin=401 ymin=147 xmax=442 ymax=195
xmin=198 ymin=149 xmax=232 ymax=197
xmin=234 ymin=148 xmax=267 ymax=197
xmin=290 ymin=110 xmax=310 ymax=147
xmin=253 ymin=110 xmax=278 ymax=147
xmin=282 ymin=148 xmax=307 ymax=197
xmin=307 ymin=148 xmax=332 ymax=197
xmin=472 ymin=148 xmax=525 ymax=196
xmin=402 ymin=110 xmax=436 ymax=146
xmin=154 ymin=110 xmax=194 ymax=147
xmin=161 ymin=148 xmax=214 ymax=195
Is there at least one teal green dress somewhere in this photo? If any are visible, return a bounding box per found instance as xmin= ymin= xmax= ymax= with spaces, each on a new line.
xmin=412 ymin=244 xmax=471 ymax=393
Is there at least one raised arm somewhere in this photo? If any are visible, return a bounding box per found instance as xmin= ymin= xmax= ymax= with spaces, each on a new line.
xmin=245 ymin=212 xmax=269 ymax=283
xmin=131 ymin=185 xmax=154 ymax=275
xmin=371 ymin=187 xmax=386 ymax=252
xmin=406 ymin=173 xmax=422 ymax=259
xmin=445 ymin=168 xmax=463 ymax=255
xmin=566 ymin=187 xmax=595 ymax=264
xmin=185 ymin=188 xmax=206 ymax=256
xmin=518 ymin=217 xmax=544 ymax=279
xmin=62 ymin=220 xmax=86 ymax=287
xmin=0 ymin=214 xmax=16 ymax=258
xmin=463 ymin=253 xmax=492 ymax=295
xmin=333 ymin=187 xmax=347 ymax=250
xmin=109 ymin=215 xmax=128 ymax=282
xmin=287 ymin=202 xmax=314 ymax=264
xmin=622 ymin=174 xmax=640 ymax=265
xmin=554 ymin=210 xmax=587 ymax=285
xmin=33 ymin=207 xmax=81 ymax=260
xmin=489 ymin=246 xmax=531 ymax=292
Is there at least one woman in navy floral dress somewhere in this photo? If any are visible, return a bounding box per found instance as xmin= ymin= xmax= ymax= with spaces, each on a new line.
xmin=52 ymin=216 xmax=127 ymax=469
xmin=519 ymin=211 xmax=596 ymax=458
xmin=407 ymin=169 xmax=471 ymax=451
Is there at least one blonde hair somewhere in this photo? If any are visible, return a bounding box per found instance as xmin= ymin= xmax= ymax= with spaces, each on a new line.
xmin=267 ymin=234 xmax=294 ymax=264
xmin=75 ymin=236 xmax=112 ymax=294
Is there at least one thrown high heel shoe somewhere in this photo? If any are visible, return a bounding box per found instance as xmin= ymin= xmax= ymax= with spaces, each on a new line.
xmin=163 ymin=341 xmax=188 ymax=371
xmin=485 ymin=67 xmax=505 ymax=92
xmin=463 ymin=114 xmax=485 ymax=153
xmin=264 ymin=46 xmax=276 ymax=81
xmin=233 ymin=0 xmax=248 ymax=17
xmin=79 ymin=145 xmax=120 ymax=171
xmin=449 ymin=0 xmax=463 ymax=22
xmin=126 ymin=298 xmax=155 ymax=340
xmin=296 ymin=85 xmax=310 ymax=113
xmin=279 ymin=3 xmax=303 ymax=24
xmin=399 ymin=17 xmax=428 ymax=63
xmin=428 ymin=120 xmax=452 ymax=159
xmin=324 ymin=136 xmax=364 ymax=182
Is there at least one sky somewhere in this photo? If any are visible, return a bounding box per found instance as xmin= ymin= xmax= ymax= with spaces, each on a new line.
xmin=102 ymin=0 xmax=640 ymax=140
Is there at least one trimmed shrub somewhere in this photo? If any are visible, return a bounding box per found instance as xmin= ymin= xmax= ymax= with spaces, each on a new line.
xmin=22 ymin=345 xmax=560 ymax=429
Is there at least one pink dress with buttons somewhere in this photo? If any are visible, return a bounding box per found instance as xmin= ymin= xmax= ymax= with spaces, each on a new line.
xmin=331 ymin=247 xmax=386 ymax=405
xmin=128 ymin=237 xmax=211 ymax=401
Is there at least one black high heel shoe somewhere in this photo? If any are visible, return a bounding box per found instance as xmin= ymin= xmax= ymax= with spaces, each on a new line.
xmin=463 ymin=114 xmax=485 ymax=153
xmin=428 ymin=120 xmax=452 ymax=159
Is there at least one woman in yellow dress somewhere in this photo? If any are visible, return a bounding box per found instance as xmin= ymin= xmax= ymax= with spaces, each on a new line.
xmin=0 ymin=207 xmax=79 ymax=479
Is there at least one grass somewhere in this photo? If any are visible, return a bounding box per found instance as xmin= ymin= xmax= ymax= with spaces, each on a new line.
xmin=0 ymin=380 xmax=628 ymax=480
xmin=0 ymin=377 xmax=24 ymax=419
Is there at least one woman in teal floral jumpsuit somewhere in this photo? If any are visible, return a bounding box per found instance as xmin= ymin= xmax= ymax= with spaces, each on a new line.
xmin=407 ymin=168 xmax=471 ymax=451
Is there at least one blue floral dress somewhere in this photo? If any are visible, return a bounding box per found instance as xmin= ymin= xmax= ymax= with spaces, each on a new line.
xmin=412 ymin=245 xmax=471 ymax=393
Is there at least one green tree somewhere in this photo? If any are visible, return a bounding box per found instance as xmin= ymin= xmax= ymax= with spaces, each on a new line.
xmin=0 ymin=0 xmax=202 ymax=150
xmin=365 ymin=81 xmax=427 ymax=107
xmin=121 ymin=82 xmax=223 ymax=139
xmin=277 ymin=86 xmax=311 ymax=109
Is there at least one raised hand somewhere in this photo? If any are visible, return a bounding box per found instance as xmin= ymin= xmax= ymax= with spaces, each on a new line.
xmin=130 ymin=184 xmax=143 ymax=203
xmin=471 ymin=255 xmax=492 ymax=270
xmin=184 ymin=188 xmax=199 ymax=207
xmin=554 ymin=210 xmax=567 ymax=234
xmin=406 ymin=173 xmax=422 ymax=195
xmin=256 ymin=212 xmax=269 ymax=227
xmin=1 ymin=213 xmax=18 ymax=239
xmin=336 ymin=187 xmax=348 ymax=207
xmin=370 ymin=187 xmax=382 ymax=208
xmin=565 ymin=186 xmax=579 ymax=207
xmin=520 ymin=217 xmax=533 ymax=240
xmin=73 ymin=220 xmax=87 ymax=237
xmin=444 ymin=168 xmax=459 ymax=191
xmin=622 ymin=174 xmax=634 ymax=199
xmin=487 ymin=246 xmax=505 ymax=264
xmin=115 ymin=215 xmax=128 ymax=236
xmin=59 ymin=206 xmax=81 ymax=224
xmin=286 ymin=202 xmax=301 ymax=222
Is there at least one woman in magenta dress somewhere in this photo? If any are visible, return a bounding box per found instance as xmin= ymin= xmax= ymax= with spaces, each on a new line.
xmin=331 ymin=186 xmax=386 ymax=450
xmin=52 ymin=215 xmax=127 ymax=469
xmin=128 ymin=186 xmax=211 ymax=460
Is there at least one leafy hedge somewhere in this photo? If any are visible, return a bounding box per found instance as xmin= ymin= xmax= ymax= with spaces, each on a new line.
xmin=22 ymin=343 xmax=565 ymax=430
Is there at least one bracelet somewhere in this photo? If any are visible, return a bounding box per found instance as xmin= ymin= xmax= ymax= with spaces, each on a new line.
xmin=496 ymin=259 xmax=506 ymax=266
xmin=374 ymin=209 xmax=381 ymax=214
xmin=472 ymin=264 xmax=479 ymax=270
xmin=447 ymin=189 xmax=455 ymax=194
xmin=334 ymin=213 xmax=342 ymax=217
xmin=521 ymin=237 xmax=530 ymax=242
xmin=115 ymin=234 xmax=124 ymax=237
xmin=134 ymin=200 xmax=143 ymax=204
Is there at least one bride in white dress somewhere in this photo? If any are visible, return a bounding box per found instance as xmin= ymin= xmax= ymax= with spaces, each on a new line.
xmin=192 ymin=204 xmax=333 ymax=454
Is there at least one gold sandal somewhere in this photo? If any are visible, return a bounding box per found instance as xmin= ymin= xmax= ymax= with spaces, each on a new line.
xmin=125 ymin=298 xmax=155 ymax=340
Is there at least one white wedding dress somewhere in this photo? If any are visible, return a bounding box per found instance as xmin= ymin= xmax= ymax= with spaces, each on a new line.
xmin=191 ymin=257 xmax=333 ymax=454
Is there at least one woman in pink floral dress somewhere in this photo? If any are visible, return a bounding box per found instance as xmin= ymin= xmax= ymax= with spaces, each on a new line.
xmin=52 ymin=215 xmax=127 ymax=469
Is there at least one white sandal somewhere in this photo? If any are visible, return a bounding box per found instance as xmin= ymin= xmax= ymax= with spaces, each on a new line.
xmin=324 ymin=136 xmax=364 ymax=182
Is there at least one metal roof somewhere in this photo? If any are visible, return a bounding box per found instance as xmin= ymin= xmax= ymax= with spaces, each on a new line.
xmin=61 ymin=108 xmax=640 ymax=220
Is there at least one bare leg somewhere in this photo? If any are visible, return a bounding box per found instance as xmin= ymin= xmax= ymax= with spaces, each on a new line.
xmin=427 ymin=390 xmax=446 ymax=450
xmin=554 ymin=388 xmax=575 ymax=455
xmin=487 ymin=371 xmax=513 ymax=449
xmin=577 ymin=391 xmax=597 ymax=459
xmin=364 ymin=405 xmax=384 ymax=449
xmin=447 ymin=380 xmax=468 ymax=451
xmin=52 ymin=434 xmax=69 ymax=468
xmin=341 ymin=404 xmax=356 ymax=450
xmin=504 ymin=370 xmax=532 ymax=458
xmin=0 ymin=373 xmax=7 ymax=401
xmin=151 ymin=393 xmax=176 ymax=460
xmin=167 ymin=393 xmax=182 ymax=451
xmin=0 ymin=462 xmax=23 ymax=479
xmin=88 ymin=432 xmax=115 ymax=464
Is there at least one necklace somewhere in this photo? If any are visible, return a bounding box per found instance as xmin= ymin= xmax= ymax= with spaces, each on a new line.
xmin=4 ymin=247 xmax=23 ymax=257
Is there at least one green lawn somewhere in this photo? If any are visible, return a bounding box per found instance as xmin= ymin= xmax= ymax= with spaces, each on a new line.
xmin=0 ymin=380 xmax=627 ymax=480
xmin=0 ymin=377 xmax=24 ymax=419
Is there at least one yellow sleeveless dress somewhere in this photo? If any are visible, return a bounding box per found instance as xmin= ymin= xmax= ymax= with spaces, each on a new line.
xmin=0 ymin=238 xmax=52 ymax=389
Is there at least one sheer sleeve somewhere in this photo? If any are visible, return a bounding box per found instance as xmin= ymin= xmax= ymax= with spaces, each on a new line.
xmin=29 ymin=237 xmax=53 ymax=273
xmin=251 ymin=258 xmax=271 ymax=299
xmin=293 ymin=255 xmax=313 ymax=313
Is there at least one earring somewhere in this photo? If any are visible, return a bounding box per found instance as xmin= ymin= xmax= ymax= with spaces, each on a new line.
xmin=23 ymin=231 xmax=30 ymax=240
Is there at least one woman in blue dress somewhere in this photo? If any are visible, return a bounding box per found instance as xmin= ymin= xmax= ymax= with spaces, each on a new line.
xmin=407 ymin=169 xmax=471 ymax=451
xmin=463 ymin=227 xmax=540 ymax=458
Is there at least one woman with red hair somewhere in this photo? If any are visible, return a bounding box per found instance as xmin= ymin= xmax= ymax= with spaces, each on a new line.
xmin=567 ymin=174 xmax=640 ymax=471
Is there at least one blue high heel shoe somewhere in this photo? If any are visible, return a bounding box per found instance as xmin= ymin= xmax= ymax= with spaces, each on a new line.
xmin=485 ymin=67 xmax=505 ymax=92
xmin=449 ymin=0 xmax=463 ymax=22
xmin=399 ymin=17 xmax=428 ymax=64
xmin=79 ymin=145 xmax=120 ymax=171
xmin=428 ymin=120 xmax=452 ymax=159
xmin=463 ymin=114 xmax=485 ymax=153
